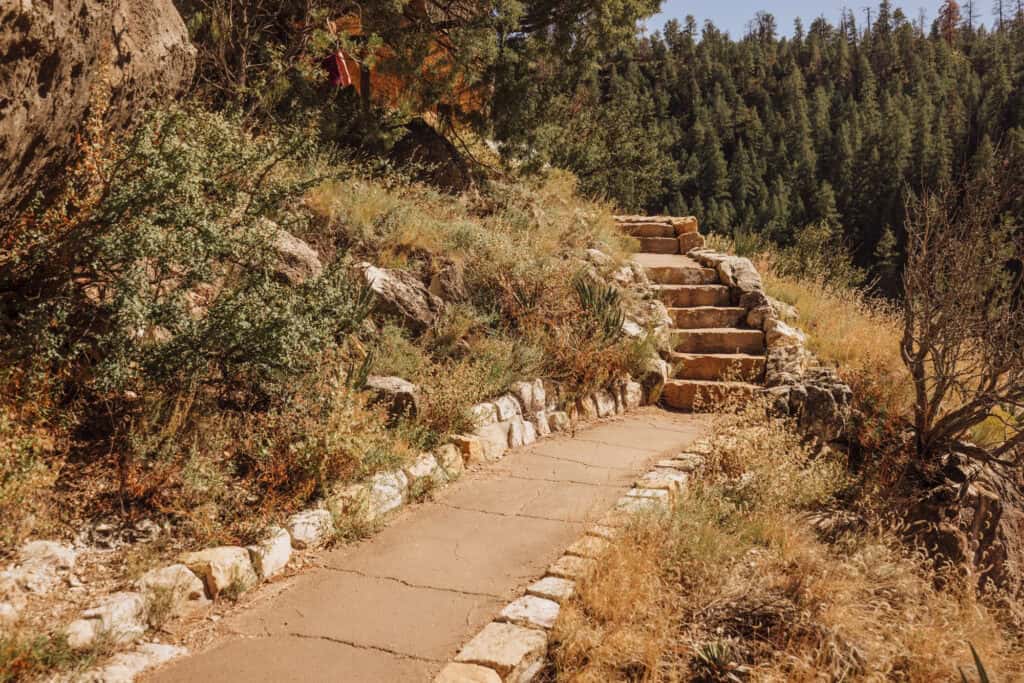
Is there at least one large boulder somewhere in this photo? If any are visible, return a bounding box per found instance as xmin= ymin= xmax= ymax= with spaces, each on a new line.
xmin=0 ymin=0 xmax=196 ymax=221
xmin=358 ymin=263 xmax=444 ymax=332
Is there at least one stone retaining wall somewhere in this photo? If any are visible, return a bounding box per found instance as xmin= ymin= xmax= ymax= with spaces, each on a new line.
xmin=686 ymin=247 xmax=853 ymax=444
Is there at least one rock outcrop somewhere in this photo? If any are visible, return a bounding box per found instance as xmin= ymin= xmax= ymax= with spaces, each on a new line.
xmin=0 ymin=0 xmax=196 ymax=221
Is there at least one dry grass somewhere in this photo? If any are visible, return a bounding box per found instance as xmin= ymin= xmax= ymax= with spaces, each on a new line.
xmin=550 ymin=404 xmax=1024 ymax=682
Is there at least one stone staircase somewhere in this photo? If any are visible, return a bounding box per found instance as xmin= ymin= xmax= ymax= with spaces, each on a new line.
xmin=616 ymin=216 xmax=765 ymax=412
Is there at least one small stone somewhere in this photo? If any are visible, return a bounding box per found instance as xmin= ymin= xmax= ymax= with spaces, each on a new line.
xmin=547 ymin=411 xmax=571 ymax=433
xmin=531 ymin=379 xmax=546 ymax=413
xmin=655 ymin=454 xmax=705 ymax=472
xmin=452 ymin=435 xmax=486 ymax=467
xmin=492 ymin=395 xmax=521 ymax=421
xmin=566 ymin=536 xmax=609 ymax=559
xmin=365 ymin=376 xmax=421 ymax=419
xmin=616 ymin=495 xmax=665 ymax=514
xmin=273 ymin=228 xmax=323 ymax=286
xmin=529 ymin=411 xmax=551 ymax=438
xmin=509 ymin=381 xmax=537 ymax=414
xmin=623 ymin=381 xmax=644 ymax=409
xmin=67 ymin=592 xmax=147 ymax=650
xmin=475 ymin=422 xmax=511 ymax=461
xmin=404 ymin=453 xmax=448 ymax=492
xmin=593 ymin=391 xmax=616 ymax=418
xmin=434 ymin=662 xmax=502 ymax=683
xmin=498 ymin=595 xmax=560 ymax=630
xmin=506 ymin=416 xmax=526 ymax=448
xmin=368 ymin=470 xmax=409 ymax=519
xmin=455 ymin=622 xmax=548 ymax=680
xmin=247 ymin=527 xmax=292 ymax=580
xmin=626 ymin=488 xmax=671 ymax=502
xmin=765 ymin=319 xmax=807 ymax=349
xmin=471 ymin=403 xmax=498 ymax=427
xmin=636 ymin=470 xmax=689 ymax=495
xmin=178 ymin=547 xmax=258 ymax=599
xmin=576 ymin=396 xmax=599 ymax=421
xmin=286 ymin=509 xmax=334 ymax=550
xmin=547 ymin=555 xmax=596 ymax=580
xmin=435 ymin=444 xmax=464 ymax=480
xmin=136 ymin=564 xmax=210 ymax=622
xmin=79 ymin=642 xmax=186 ymax=683
xmin=527 ymin=576 xmax=575 ymax=604
xmin=19 ymin=540 xmax=76 ymax=571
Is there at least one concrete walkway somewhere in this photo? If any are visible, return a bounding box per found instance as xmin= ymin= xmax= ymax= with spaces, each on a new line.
xmin=147 ymin=408 xmax=708 ymax=683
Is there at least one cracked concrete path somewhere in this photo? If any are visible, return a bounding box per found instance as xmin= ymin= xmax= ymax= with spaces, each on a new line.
xmin=146 ymin=408 xmax=709 ymax=683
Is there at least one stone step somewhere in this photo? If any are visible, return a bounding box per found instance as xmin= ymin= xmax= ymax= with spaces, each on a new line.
xmin=626 ymin=223 xmax=676 ymax=238
xmin=672 ymin=328 xmax=765 ymax=355
xmin=671 ymin=353 xmax=766 ymax=382
xmin=677 ymin=233 xmax=706 ymax=253
xmin=662 ymin=380 xmax=762 ymax=412
xmin=669 ymin=306 xmax=746 ymax=329
xmin=654 ymin=285 xmax=731 ymax=308
xmin=645 ymin=265 xmax=719 ymax=286
xmin=637 ymin=236 xmax=680 ymax=254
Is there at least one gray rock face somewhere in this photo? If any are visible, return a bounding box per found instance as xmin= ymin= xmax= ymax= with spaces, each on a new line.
xmin=272 ymin=229 xmax=323 ymax=285
xmin=0 ymin=0 xmax=196 ymax=221
xmin=359 ymin=263 xmax=444 ymax=332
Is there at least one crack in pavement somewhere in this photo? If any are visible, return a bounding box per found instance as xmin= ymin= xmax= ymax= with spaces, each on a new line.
xmin=285 ymin=632 xmax=443 ymax=663
xmin=321 ymin=566 xmax=504 ymax=600
xmin=571 ymin=437 xmax=663 ymax=452
xmin=500 ymin=473 xmax=626 ymax=489
xmin=527 ymin=451 xmax=636 ymax=470
xmin=437 ymin=501 xmax=588 ymax=525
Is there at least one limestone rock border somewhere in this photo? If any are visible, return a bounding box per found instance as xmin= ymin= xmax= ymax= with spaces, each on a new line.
xmin=28 ymin=375 xmax=650 ymax=680
xmin=434 ymin=442 xmax=710 ymax=683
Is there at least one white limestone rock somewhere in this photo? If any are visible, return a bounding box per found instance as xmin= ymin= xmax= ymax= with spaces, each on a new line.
xmin=547 ymin=411 xmax=571 ymax=433
xmin=434 ymin=444 xmax=464 ymax=480
xmin=593 ymin=390 xmax=617 ymax=418
xmin=286 ymin=509 xmax=334 ymax=550
xmin=368 ymin=470 xmax=408 ymax=519
xmin=135 ymin=564 xmax=210 ymax=622
xmin=177 ymin=547 xmax=258 ymax=599
xmin=65 ymin=592 xmax=147 ymax=650
xmin=79 ymin=642 xmax=186 ymax=683
xmin=455 ymin=622 xmax=548 ymax=681
xmin=528 ymin=411 xmax=551 ymax=438
xmin=404 ymin=453 xmax=448 ymax=493
xmin=434 ymin=663 xmax=501 ymax=683
xmin=492 ymin=395 xmax=521 ymax=421
xmin=526 ymin=576 xmax=576 ymax=604
xmin=498 ymin=595 xmax=560 ymax=630
xmin=247 ymin=527 xmax=292 ymax=580
xmin=623 ymin=380 xmax=644 ymax=409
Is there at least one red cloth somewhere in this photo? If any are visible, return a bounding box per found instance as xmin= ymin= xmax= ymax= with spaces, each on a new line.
xmin=321 ymin=50 xmax=353 ymax=88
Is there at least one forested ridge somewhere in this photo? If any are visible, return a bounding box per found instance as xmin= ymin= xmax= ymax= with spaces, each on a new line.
xmin=497 ymin=1 xmax=1024 ymax=287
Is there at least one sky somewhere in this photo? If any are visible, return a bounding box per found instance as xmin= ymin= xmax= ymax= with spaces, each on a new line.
xmin=645 ymin=1 xmax=997 ymax=38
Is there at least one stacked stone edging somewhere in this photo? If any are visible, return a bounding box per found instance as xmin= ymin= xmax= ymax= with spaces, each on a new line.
xmin=686 ymin=247 xmax=853 ymax=442
xmin=4 ymin=376 xmax=650 ymax=680
xmin=434 ymin=443 xmax=710 ymax=683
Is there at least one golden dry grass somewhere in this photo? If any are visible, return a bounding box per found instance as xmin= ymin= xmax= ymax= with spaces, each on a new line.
xmin=550 ymin=405 xmax=1024 ymax=682
xmin=758 ymin=261 xmax=914 ymax=446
